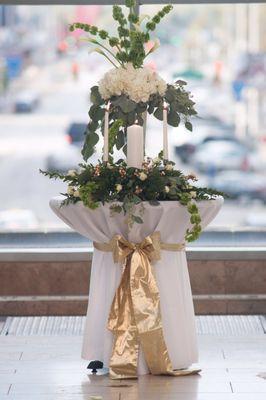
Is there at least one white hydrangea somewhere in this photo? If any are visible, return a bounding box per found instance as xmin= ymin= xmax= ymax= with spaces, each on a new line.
xmin=98 ymin=63 xmax=167 ymax=103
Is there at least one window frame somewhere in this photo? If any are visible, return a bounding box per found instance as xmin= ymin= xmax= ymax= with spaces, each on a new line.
xmin=0 ymin=0 xmax=265 ymax=5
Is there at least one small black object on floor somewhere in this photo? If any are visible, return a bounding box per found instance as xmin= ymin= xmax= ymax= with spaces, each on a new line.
xmin=87 ymin=360 xmax=104 ymax=373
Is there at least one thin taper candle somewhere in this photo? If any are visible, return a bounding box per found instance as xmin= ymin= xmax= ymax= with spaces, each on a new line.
xmin=103 ymin=102 xmax=110 ymax=162
xmin=163 ymin=102 xmax=169 ymax=160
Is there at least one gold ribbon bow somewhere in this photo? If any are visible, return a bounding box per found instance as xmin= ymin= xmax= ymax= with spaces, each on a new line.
xmin=94 ymin=232 xmax=199 ymax=379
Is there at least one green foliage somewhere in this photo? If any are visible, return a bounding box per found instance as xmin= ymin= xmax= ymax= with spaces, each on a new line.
xmin=125 ymin=0 xmax=136 ymax=7
xmin=128 ymin=30 xmax=146 ymax=68
xmin=40 ymin=158 xmax=224 ymax=242
xmin=160 ymin=83 xmax=197 ymax=129
xmin=90 ymin=86 xmax=105 ymax=106
xmin=146 ymin=4 xmax=173 ymax=32
xmin=82 ymin=76 xmax=198 ymax=161
xmin=79 ymin=182 xmax=100 ymax=209
xmin=109 ymin=119 xmax=124 ymax=157
xmin=185 ymin=121 xmax=193 ymax=131
xmin=82 ymin=131 xmax=99 ymax=161
xmin=109 ymin=37 xmax=119 ymax=47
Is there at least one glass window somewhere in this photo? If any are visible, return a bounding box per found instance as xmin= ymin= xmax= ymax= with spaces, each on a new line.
xmin=0 ymin=4 xmax=265 ymax=231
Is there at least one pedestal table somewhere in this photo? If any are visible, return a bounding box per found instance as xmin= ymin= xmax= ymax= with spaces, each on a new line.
xmin=50 ymin=196 xmax=223 ymax=375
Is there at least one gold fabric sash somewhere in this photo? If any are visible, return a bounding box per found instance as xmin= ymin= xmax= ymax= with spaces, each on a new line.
xmin=94 ymin=232 xmax=197 ymax=380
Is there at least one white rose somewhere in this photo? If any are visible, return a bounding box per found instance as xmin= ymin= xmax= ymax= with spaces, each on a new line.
xmin=139 ymin=172 xmax=147 ymax=181
xmin=67 ymin=186 xmax=75 ymax=195
xmin=73 ymin=190 xmax=80 ymax=198
xmin=165 ymin=164 xmax=173 ymax=171
xmin=116 ymin=184 xmax=122 ymax=192
xmin=164 ymin=186 xmax=170 ymax=193
xmin=67 ymin=169 xmax=76 ymax=177
xmin=190 ymin=191 xmax=197 ymax=198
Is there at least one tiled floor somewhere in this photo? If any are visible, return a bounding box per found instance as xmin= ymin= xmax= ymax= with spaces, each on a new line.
xmin=0 ymin=317 xmax=266 ymax=399
xmin=2 ymin=315 xmax=265 ymax=336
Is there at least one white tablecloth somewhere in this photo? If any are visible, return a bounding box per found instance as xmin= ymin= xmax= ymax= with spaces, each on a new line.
xmin=50 ymin=197 xmax=223 ymax=374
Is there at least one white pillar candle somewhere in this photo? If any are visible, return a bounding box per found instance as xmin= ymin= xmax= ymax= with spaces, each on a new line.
xmin=163 ymin=102 xmax=169 ymax=160
xmin=127 ymin=124 xmax=144 ymax=168
xmin=103 ymin=102 xmax=110 ymax=162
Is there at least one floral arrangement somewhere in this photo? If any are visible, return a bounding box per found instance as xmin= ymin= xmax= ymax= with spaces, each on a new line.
xmin=41 ymin=1 xmax=224 ymax=242
xmin=41 ymin=155 xmax=223 ymax=242
xmin=69 ymin=0 xmax=196 ymax=160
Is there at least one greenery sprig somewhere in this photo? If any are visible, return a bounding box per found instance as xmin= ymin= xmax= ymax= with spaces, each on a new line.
xmin=40 ymin=155 xmax=224 ymax=242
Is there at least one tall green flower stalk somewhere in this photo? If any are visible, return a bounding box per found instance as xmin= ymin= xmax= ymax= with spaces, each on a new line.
xmin=69 ymin=0 xmax=173 ymax=69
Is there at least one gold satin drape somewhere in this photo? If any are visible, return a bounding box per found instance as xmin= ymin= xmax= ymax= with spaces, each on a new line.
xmin=94 ymin=232 xmax=200 ymax=379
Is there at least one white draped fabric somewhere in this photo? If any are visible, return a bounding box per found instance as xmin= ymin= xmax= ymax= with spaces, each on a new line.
xmin=50 ymin=196 xmax=223 ymax=375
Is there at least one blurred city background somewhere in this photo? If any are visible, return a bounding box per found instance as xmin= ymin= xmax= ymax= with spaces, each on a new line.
xmin=0 ymin=3 xmax=265 ymax=231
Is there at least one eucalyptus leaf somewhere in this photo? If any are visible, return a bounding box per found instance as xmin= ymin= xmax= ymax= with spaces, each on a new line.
xmin=127 ymin=111 xmax=136 ymax=126
xmin=82 ymin=143 xmax=95 ymax=161
xmin=151 ymin=95 xmax=162 ymax=108
xmin=87 ymin=120 xmax=98 ymax=133
xmin=95 ymin=108 xmax=105 ymax=121
xmin=82 ymin=132 xmax=99 ymax=161
xmin=122 ymin=98 xmax=137 ymax=113
xmin=116 ymin=130 xmax=125 ymax=150
xmin=131 ymin=215 xmax=143 ymax=224
xmin=165 ymin=86 xmax=176 ymax=102
xmin=175 ymin=104 xmax=187 ymax=114
xmin=170 ymin=101 xmax=178 ymax=112
xmin=89 ymin=105 xmax=105 ymax=121
xmin=88 ymin=104 xmax=97 ymax=119
xmin=136 ymin=102 xmax=147 ymax=113
xmin=148 ymin=104 xmax=154 ymax=114
xmin=167 ymin=110 xmax=180 ymax=127
xmin=117 ymin=109 xmax=128 ymax=124
xmin=185 ymin=121 xmax=193 ymax=131
xmin=90 ymin=86 xmax=104 ymax=105
xmin=136 ymin=113 xmax=144 ymax=125
xmin=154 ymin=106 xmax=163 ymax=121
xmin=113 ymin=95 xmax=136 ymax=113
